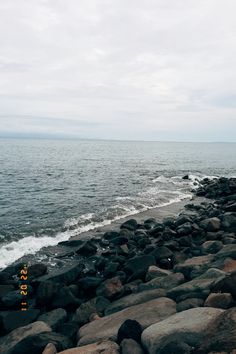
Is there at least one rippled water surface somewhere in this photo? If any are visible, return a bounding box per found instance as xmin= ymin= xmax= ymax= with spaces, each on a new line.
xmin=0 ymin=139 xmax=235 ymax=268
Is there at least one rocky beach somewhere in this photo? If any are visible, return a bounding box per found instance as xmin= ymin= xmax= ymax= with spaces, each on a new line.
xmin=0 ymin=176 xmax=236 ymax=354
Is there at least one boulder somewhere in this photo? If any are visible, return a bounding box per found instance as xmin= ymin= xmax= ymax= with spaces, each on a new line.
xmin=1 ymin=290 xmax=23 ymax=309
xmin=51 ymin=286 xmax=80 ymax=309
xmin=200 ymin=217 xmax=221 ymax=231
xmin=0 ymin=285 xmax=14 ymax=299
xmin=42 ymin=343 xmax=57 ymax=354
xmin=176 ymin=298 xmax=204 ymax=312
xmin=74 ymin=297 xmax=110 ymax=325
xmin=211 ymin=270 xmax=236 ymax=299
xmin=78 ymin=297 xmax=176 ymax=346
xmin=120 ymin=338 xmax=144 ymax=354
xmin=77 ymin=277 xmax=102 ymax=291
xmin=75 ymin=241 xmax=97 ymax=257
xmin=0 ymin=309 xmax=40 ymax=332
xmin=57 ymin=340 xmax=119 ymax=353
xmin=221 ymin=212 xmax=236 ymax=232
xmin=204 ymin=292 xmax=234 ymax=309
xmin=123 ymin=255 xmax=156 ymax=281
xmin=117 ymin=319 xmax=142 ymax=344
xmin=174 ymin=255 xmax=214 ymax=279
xmin=141 ymin=307 xmax=224 ymax=354
xmin=96 ymin=276 xmax=124 ymax=299
xmin=145 ymin=266 xmax=171 ymax=281
xmin=215 ymin=244 xmax=236 ymax=259
xmin=120 ymin=219 xmax=138 ymax=231
xmin=35 ymin=263 xmax=84 ymax=285
xmin=202 ymin=240 xmax=223 ymax=254
xmin=0 ymin=321 xmax=51 ymax=354
xmin=28 ymin=264 xmax=47 ymax=279
xmin=105 ymin=289 xmax=166 ymax=315
xmin=176 ymin=222 xmax=192 ymax=236
xmin=38 ymin=308 xmax=67 ymax=330
xmin=138 ymin=273 xmax=184 ymax=292
xmin=36 ymin=281 xmax=60 ymax=307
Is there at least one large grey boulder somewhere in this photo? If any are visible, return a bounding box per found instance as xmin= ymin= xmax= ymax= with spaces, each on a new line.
xmin=38 ymin=308 xmax=67 ymax=330
xmin=78 ymin=297 xmax=176 ymax=346
xmin=141 ymin=307 xmax=224 ymax=354
xmin=138 ymin=272 xmax=184 ymax=292
xmin=35 ymin=263 xmax=84 ymax=285
xmin=0 ymin=321 xmax=51 ymax=354
xmin=174 ymin=255 xmax=214 ymax=279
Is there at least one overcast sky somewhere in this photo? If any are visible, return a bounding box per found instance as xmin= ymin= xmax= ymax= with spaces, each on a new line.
xmin=0 ymin=0 xmax=235 ymax=141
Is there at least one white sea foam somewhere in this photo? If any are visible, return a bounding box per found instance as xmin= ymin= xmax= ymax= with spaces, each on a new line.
xmin=0 ymin=191 xmax=192 ymax=269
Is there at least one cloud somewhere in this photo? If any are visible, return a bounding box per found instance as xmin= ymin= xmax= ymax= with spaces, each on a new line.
xmin=0 ymin=0 xmax=235 ymax=141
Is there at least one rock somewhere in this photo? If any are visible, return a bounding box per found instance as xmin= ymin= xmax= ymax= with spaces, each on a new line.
xmin=176 ymin=298 xmax=204 ymax=312
xmin=120 ymin=338 xmax=144 ymax=354
xmin=77 ymin=277 xmax=102 ymax=291
xmin=117 ymin=319 xmax=142 ymax=344
xmin=42 ymin=343 xmax=57 ymax=354
xmin=105 ymin=289 xmax=166 ymax=315
xmin=215 ymin=244 xmax=236 ymax=259
xmin=175 ymin=215 xmax=193 ymax=228
xmin=141 ymin=307 xmax=224 ymax=354
xmin=38 ymin=308 xmax=67 ymax=330
xmin=150 ymin=246 xmax=173 ymax=263
xmin=103 ymin=231 xmax=120 ymax=240
xmin=28 ymin=264 xmax=47 ymax=279
xmin=74 ymin=297 xmax=110 ymax=325
xmin=58 ymin=240 xmax=84 ymax=247
xmin=200 ymin=217 xmax=221 ymax=231
xmin=9 ymin=332 xmax=72 ymax=354
xmin=120 ymin=219 xmax=138 ymax=231
xmin=103 ymin=262 xmax=120 ymax=277
xmin=57 ymin=340 xmax=119 ymax=353
xmin=36 ymin=281 xmax=60 ymax=307
xmin=211 ymin=270 xmax=236 ymax=299
xmin=78 ymin=297 xmax=176 ymax=346
xmin=167 ymin=268 xmax=225 ymax=301
xmin=138 ymin=273 xmax=184 ymax=292
xmin=0 ymin=309 xmax=40 ymax=332
xmin=174 ymin=255 xmax=214 ymax=279
xmin=182 ymin=175 xmax=189 ymax=180
xmin=96 ymin=276 xmax=124 ymax=299
xmin=0 ymin=321 xmax=51 ymax=354
xmin=56 ymin=321 xmax=79 ymax=342
xmin=51 ymin=286 xmax=80 ymax=309
xmin=110 ymin=237 xmax=128 ymax=246
xmin=221 ymin=212 xmax=236 ymax=232
xmin=0 ymin=285 xmax=14 ymax=299
xmin=0 ymin=272 xmax=13 ymax=285
xmin=75 ymin=241 xmax=97 ymax=257
xmin=123 ymin=255 xmax=156 ymax=281
xmin=35 ymin=263 xmax=84 ymax=285
xmin=176 ymin=222 xmax=192 ymax=236
xmin=204 ymin=292 xmax=234 ymax=309
xmin=1 ymin=290 xmax=23 ymax=309
xmin=196 ymin=308 xmax=236 ymax=353
xmin=202 ymin=240 xmax=223 ymax=254
xmin=145 ymin=266 xmax=171 ymax=281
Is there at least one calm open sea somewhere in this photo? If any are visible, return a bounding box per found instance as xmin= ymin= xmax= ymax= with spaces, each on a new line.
xmin=0 ymin=138 xmax=235 ymax=268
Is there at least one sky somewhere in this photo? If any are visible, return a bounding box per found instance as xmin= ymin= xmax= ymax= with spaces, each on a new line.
xmin=0 ymin=0 xmax=235 ymax=141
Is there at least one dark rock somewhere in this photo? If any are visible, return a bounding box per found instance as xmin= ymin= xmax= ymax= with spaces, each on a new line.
xmin=137 ymin=237 xmax=151 ymax=249
xmin=148 ymin=223 xmax=165 ymax=235
xmin=51 ymin=286 xmax=81 ymax=309
xmin=74 ymin=296 xmax=110 ymax=325
xmin=94 ymin=256 xmax=108 ymax=270
xmin=75 ymin=241 xmax=97 ymax=257
xmin=1 ymin=290 xmax=22 ymax=309
xmin=176 ymin=298 xmax=204 ymax=312
xmin=120 ymin=219 xmax=138 ymax=231
xmin=96 ymin=276 xmax=124 ymax=299
xmin=175 ymin=215 xmax=193 ymax=228
xmin=159 ymin=340 xmax=192 ymax=354
xmin=202 ymin=240 xmax=223 ymax=254
xmin=221 ymin=212 xmax=236 ymax=232
xmin=35 ymin=263 xmax=84 ymax=285
xmin=0 ymin=272 xmax=13 ymax=285
xmin=117 ymin=319 xmax=143 ymax=344
xmin=38 ymin=308 xmax=67 ymax=330
xmin=56 ymin=321 xmax=79 ymax=342
xmin=36 ymin=281 xmax=59 ymax=307
xmin=182 ymin=175 xmax=189 ymax=180
xmin=103 ymin=262 xmax=120 ymax=278
xmin=215 ymin=244 xmax=236 ymax=259
xmin=0 ymin=309 xmax=40 ymax=333
xmin=174 ymin=255 xmax=214 ymax=280
xmin=0 ymin=285 xmax=14 ymax=299
xmin=110 ymin=236 xmax=128 ymax=245
xmin=123 ymin=255 xmax=156 ymax=281
xmin=77 ymin=277 xmax=102 ymax=291
xmin=138 ymin=273 xmax=184 ymax=292
xmin=150 ymin=246 xmax=173 ymax=263
xmin=176 ymin=222 xmax=192 ymax=236
xmin=58 ymin=239 xmax=84 ymax=247
xmin=204 ymin=292 xmax=234 ymax=309
xmin=28 ymin=264 xmax=47 ymax=279
xmin=200 ymin=217 xmax=221 ymax=231
xmin=211 ymin=270 xmax=236 ymax=299
xmin=103 ymin=231 xmax=120 ymax=240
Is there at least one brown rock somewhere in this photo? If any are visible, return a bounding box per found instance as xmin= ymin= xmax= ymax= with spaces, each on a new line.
xmin=120 ymin=338 xmax=144 ymax=354
xmin=57 ymin=340 xmax=119 ymax=353
xmin=204 ymin=292 xmax=234 ymax=309
xmin=42 ymin=343 xmax=57 ymax=354
xmin=96 ymin=276 xmax=124 ymax=299
xmin=145 ymin=266 xmax=171 ymax=281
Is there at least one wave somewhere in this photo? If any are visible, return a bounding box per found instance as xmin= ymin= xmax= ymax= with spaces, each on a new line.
xmin=0 ymin=191 xmax=192 ymax=270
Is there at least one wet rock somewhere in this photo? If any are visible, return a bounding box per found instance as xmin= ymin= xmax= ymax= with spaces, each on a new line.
xmin=123 ymin=255 xmax=156 ymax=281
xmin=176 ymin=298 xmax=204 ymax=312
xmin=145 ymin=265 xmax=171 ymax=281
xmin=141 ymin=307 xmax=224 ymax=354
xmin=117 ymin=319 xmax=142 ymax=344
xmin=138 ymin=272 xmax=185 ymax=292
xmin=42 ymin=343 xmax=57 ymax=354
xmin=58 ymin=240 xmax=84 ymax=247
xmin=103 ymin=231 xmax=120 ymax=240
xmin=120 ymin=219 xmax=138 ymax=231
xmin=74 ymin=296 xmax=110 ymax=325
xmin=174 ymin=255 xmax=214 ymax=279
xmin=96 ymin=276 xmax=124 ymax=299
xmin=196 ymin=308 xmax=236 ymax=353
xmin=38 ymin=308 xmax=67 ymax=330
xmin=202 ymin=240 xmax=223 ymax=254
xmin=204 ymin=292 xmax=234 ymax=309
xmin=28 ymin=264 xmax=48 ymax=279
xmin=0 ymin=309 xmax=40 ymax=333
xmin=120 ymin=338 xmax=144 ymax=354
xmin=57 ymin=340 xmax=119 ymax=353
xmin=78 ymin=297 xmax=176 ymax=346
xmin=0 ymin=321 xmax=51 ymax=354
xmin=75 ymin=241 xmax=97 ymax=257
xmin=105 ymin=289 xmax=166 ymax=315
xmin=35 ymin=263 xmax=84 ymax=285
xmin=200 ymin=217 xmax=221 ymax=231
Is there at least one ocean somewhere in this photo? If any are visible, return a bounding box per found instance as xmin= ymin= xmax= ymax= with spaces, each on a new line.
xmin=0 ymin=138 xmax=235 ymax=269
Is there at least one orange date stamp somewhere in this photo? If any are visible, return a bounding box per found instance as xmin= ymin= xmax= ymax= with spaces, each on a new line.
xmin=19 ymin=264 xmax=28 ymax=311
